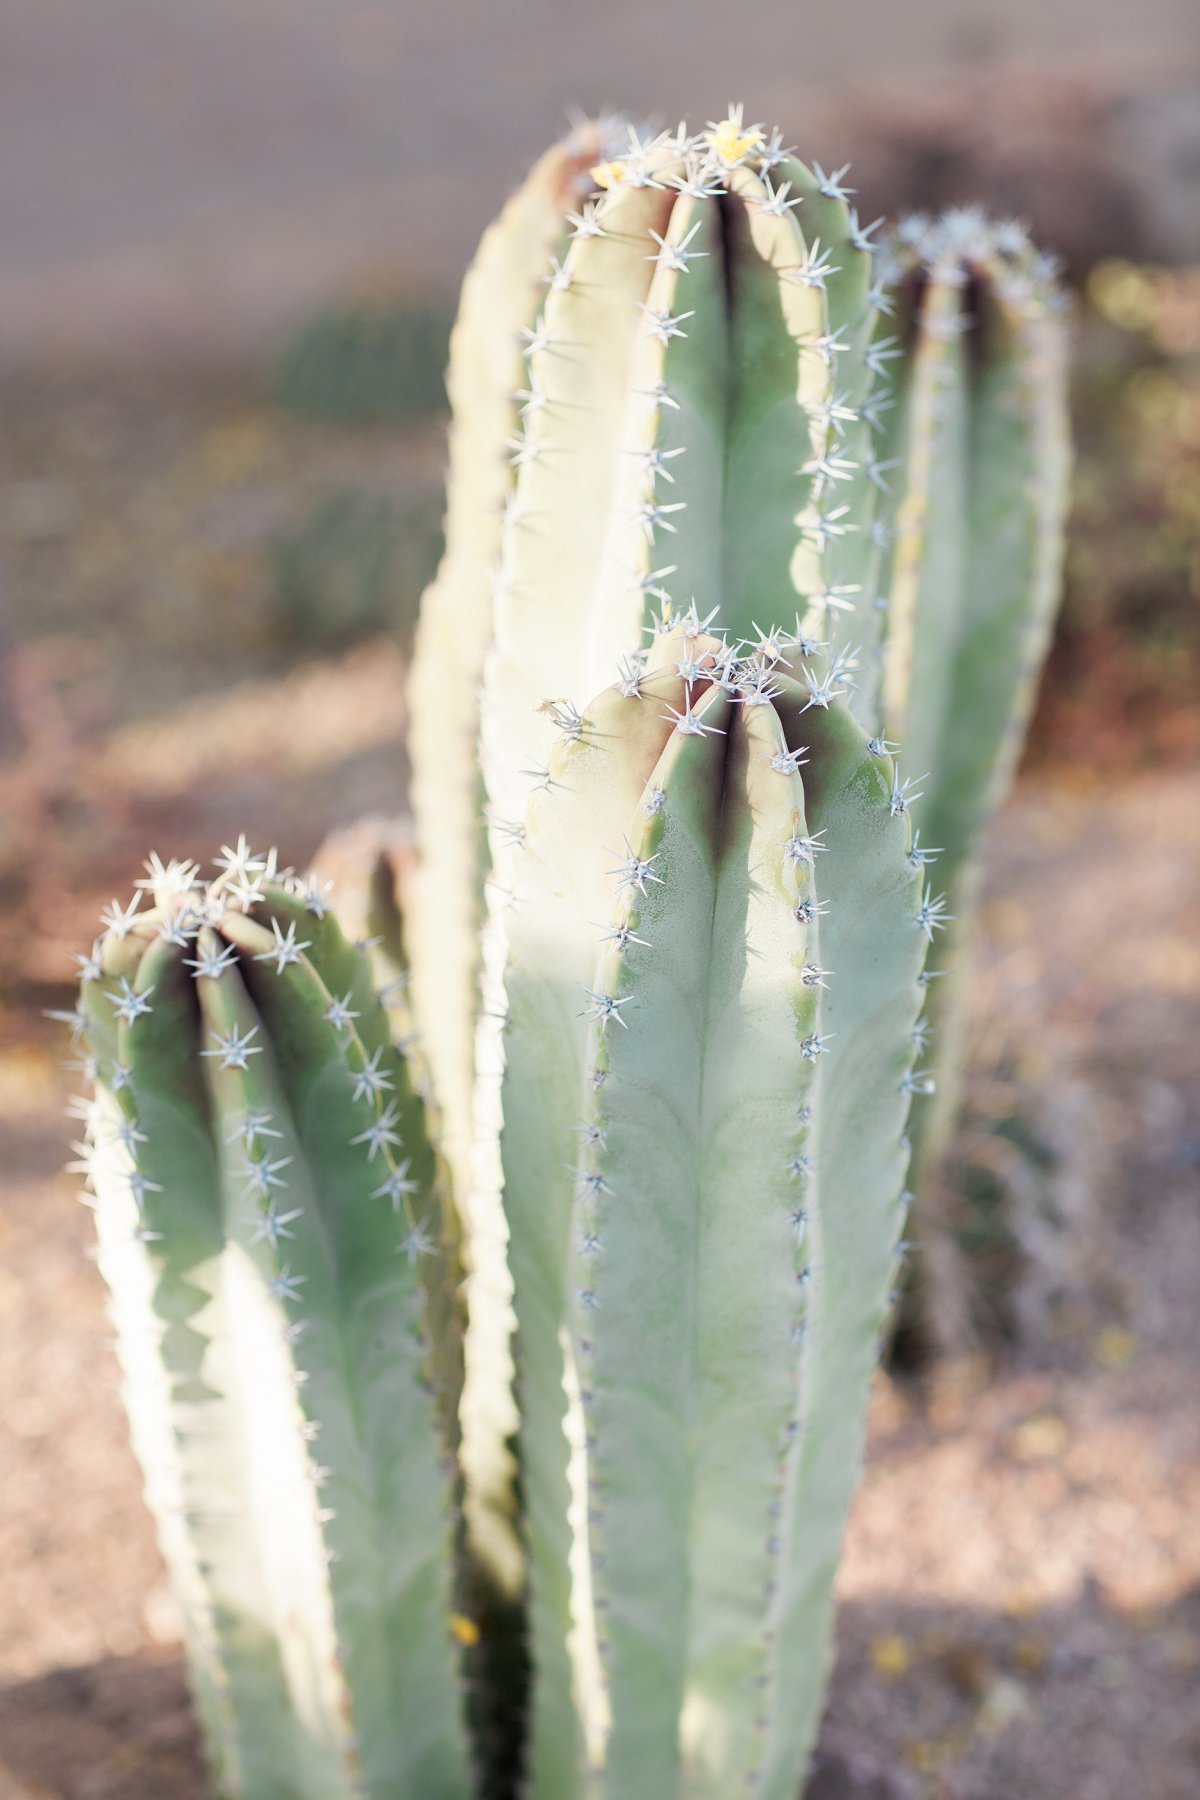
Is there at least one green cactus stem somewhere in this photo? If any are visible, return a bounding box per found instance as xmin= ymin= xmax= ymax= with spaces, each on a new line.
xmin=407 ymin=117 xmax=632 ymax=1604
xmin=70 ymin=850 xmax=471 ymax=1799
xmin=863 ymin=212 xmax=1072 ymax=1329
xmin=457 ymin=112 xmax=894 ymax=1643
xmin=495 ymin=622 xmax=927 ymax=1797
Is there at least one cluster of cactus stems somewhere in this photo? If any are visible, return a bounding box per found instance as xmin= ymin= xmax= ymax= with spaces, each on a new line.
xmin=64 ymin=106 xmax=1069 ymax=1800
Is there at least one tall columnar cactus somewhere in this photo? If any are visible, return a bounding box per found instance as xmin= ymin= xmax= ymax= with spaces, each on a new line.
xmin=497 ymin=623 xmax=927 ymax=1795
xmin=859 ymin=212 xmax=1072 ymax=1268
xmin=445 ymin=109 xmax=902 ymax=1609
xmin=65 ymin=853 xmax=472 ymax=1799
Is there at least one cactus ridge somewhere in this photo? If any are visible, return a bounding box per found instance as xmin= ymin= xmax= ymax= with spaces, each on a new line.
xmin=69 ymin=851 xmax=473 ymax=1799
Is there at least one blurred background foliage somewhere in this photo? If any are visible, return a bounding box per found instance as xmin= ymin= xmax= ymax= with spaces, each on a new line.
xmin=1042 ymin=261 xmax=1200 ymax=764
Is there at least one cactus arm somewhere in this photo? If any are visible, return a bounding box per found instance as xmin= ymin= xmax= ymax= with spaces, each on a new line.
xmin=564 ymin=677 xmax=924 ymax=1798
xmin=562 ymin=684 xmax=820 ymax=1797
xmin=869 ymin=230 xmax=1070 ymax=1222
xmin=407 ymin=129 xmax=606 ymax=1213
xmin=77 ymin=884 xmax=472 ymax=1799
xmin=756 ymin=690 xmax=926 ymax=1798
xmin=209 ymin=915 xmax=472 ymax=1799
xmin=910 ymin=262 xmax=1071 ymax=1179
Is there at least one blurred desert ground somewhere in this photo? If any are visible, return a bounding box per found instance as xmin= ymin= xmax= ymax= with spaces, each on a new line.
xmin=1 ymin=4 xmax=1200 ymax=1797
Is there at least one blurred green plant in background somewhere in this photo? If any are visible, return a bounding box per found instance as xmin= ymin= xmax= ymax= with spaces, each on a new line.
xmin=1049 ymin=262 xmax=1200 ymax=763
xmin=271 ymin=485 xmax=442 ymax=651
xmin=272 ymin=293 xmax=453 ymax=425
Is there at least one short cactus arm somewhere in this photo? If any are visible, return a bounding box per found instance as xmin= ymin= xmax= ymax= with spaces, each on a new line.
xmin=871 ymin=225 xmax=1071 ymax=1195
xmin=85 ymin=930 xmax=347 ymax=1797
xmin=497 ymin=631 xmax=924 ymax=1797
xmin=75 ymin=875 xmax=473 ymax=1799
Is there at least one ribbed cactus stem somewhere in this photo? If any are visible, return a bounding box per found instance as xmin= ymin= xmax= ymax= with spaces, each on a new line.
xmin=868 ymin=212 xmax=1071 ymax=1233
xmin=407 ymin=117 xmax=631 ymax=1603
xmin=461 ymin=119 xmax=883 ymax=1642
xmin=71 ymin=854 xmax=472 ymax=1798
xmin=496 ymin=620 xmax=926 ymax=1797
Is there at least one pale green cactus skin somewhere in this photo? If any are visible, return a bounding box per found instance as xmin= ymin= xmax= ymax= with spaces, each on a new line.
xmin=70 ymin=857 xmax=471 ymax=1799
xmin=497 ymin=626 xmax=926 ymax=1796
xmin=406 ymin=119 xmax=629 ymax=1600
xmin=860 ymin=214 xmax=1072 ymax=1256
xmin=463 ymin=119 xmax=894 ymax=1655
xmin=407 ymin=120 xmax=626 ymax=1206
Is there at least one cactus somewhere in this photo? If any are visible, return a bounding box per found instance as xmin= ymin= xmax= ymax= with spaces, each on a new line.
xmin=64 ymin=108 xmax=1074 ymax=1800
xmin=429 ymin=113 xmax=901 ymax=1623
xmin=407 ymin=117 xmax=627 ymax=1205
xmin=406 ymin=118 xmax=632 ymax=1597
xmin=67 ymin=852 xmax=472 ymax=1798
xmin=494 ymin=623 xmax=927 ymax=1796
xmin=857 ymin=212 xmax=1072 ymax=1323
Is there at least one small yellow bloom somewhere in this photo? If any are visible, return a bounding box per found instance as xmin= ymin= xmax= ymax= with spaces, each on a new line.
xmin=590 ymin=160 xmax=627 ymax=190
xmin=704 ymin=110 xmax=763 ymax=168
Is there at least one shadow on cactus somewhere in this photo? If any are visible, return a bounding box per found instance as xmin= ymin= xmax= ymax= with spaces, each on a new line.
xmin=62 ymin=105 xmax=1070 ymax=1799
